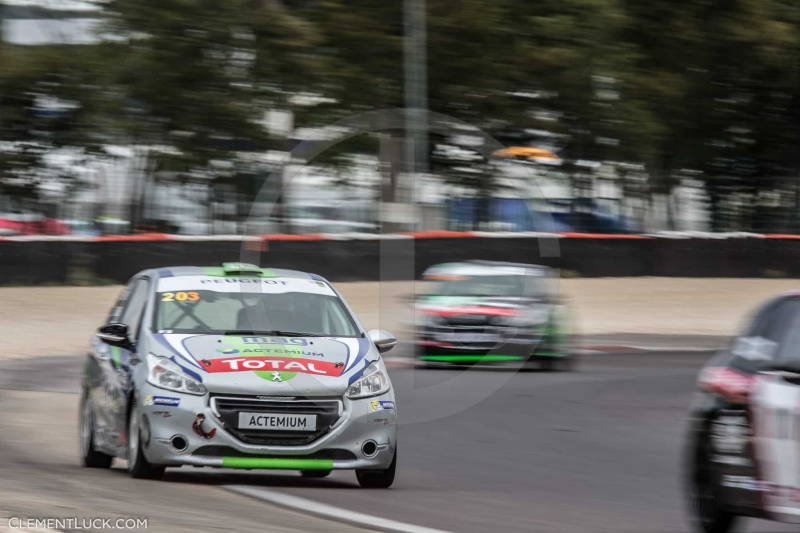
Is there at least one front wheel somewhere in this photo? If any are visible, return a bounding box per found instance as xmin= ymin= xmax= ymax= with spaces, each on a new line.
xmin=79 ymin=391 xmax=113 ymax=469
xmin=356 ymin=449 xmax=396 ymax=488
xmin=127 ymin=400 xmax=165 ymax=480
xmin=688 ymin=441 xmax=737 ymax=533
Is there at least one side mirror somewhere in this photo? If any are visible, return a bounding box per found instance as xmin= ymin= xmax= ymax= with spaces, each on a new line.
xmin=367 ymin=329 xmax=397 ymax=354
xmin=97 ymin=323 xmax=130 ymax=347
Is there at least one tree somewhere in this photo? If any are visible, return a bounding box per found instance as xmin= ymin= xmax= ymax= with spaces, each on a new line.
xmin=93 ymin=0 xmax=323 ymax=229
xmin=0 ymin=41 xmax=108 ymax=213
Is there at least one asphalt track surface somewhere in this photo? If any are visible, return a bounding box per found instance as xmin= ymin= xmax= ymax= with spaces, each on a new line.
xmin=1 ymin=348 xmax=797 ymax=533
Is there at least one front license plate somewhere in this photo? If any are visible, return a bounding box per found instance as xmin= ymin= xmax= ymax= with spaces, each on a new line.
xmin=238 ymin=412 xmax=317 ymax=431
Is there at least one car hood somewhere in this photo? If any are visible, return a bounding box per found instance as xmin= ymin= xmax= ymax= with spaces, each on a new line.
xmin=151 ymin=334 xmax=378 ymax=397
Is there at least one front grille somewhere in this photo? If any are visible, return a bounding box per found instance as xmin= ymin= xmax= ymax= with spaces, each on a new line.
xmin=211 ymin=395 xmax=341 ymax=446
xmin=423 ymin=324 xmax=508 ymax=350
xmin=192 ymin=445 xmax=356 ymax=461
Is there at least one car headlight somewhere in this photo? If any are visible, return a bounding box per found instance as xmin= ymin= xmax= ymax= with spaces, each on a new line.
xmin=345 ymin=362 xmax=390 ymax=399
xmin=147 ymin=353 xmax=207 ymax=396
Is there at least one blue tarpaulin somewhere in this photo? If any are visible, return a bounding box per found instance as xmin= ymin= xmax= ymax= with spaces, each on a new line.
xmin=446 ymin=198 xmax=633 ymax=232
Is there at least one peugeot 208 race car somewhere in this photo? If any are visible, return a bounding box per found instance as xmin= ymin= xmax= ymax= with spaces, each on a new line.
xmin=685 ymin=291 xmax=800 ymax=531
xmin=414 ymin=261 xmax=573 ymax=370
xmin=79 ymin=263 xmax=398 ymax=488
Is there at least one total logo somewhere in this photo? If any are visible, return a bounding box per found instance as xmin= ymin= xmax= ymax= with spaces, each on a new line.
xmin=205 ymin=356 xmax=345 ymax=377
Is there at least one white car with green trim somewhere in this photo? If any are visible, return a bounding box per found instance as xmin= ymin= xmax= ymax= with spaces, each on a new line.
xmin=415 ymin=260 xmax=574 ymax=370
xmin=79 ymin=263 xmax=398 ymax=488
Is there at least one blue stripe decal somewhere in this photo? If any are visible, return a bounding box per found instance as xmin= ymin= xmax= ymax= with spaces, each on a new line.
xmin=152 ymin=334 xmax=205 ymax=371
xmin=345 ymin=338 xmax=372 ymax=373
xmin=169 ymin=356 xmax=204 ymax=383
xmin=348 ymin=359 xmax=373 ymax=386
xmin=156 ymin=268 xmax=174 ymax=278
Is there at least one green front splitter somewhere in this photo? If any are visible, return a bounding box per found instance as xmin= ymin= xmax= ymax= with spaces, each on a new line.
xmin=420 ymin=355 xmax=526 ymax=363
xmin=221 ymin=457 xmax=333 ymax=470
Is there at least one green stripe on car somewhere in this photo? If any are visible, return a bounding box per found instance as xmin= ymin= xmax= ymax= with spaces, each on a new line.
xmin=220 ymin=457 xmax=334 ymax=470
xmin=420 ymin=355 xmax=526 ymax=362
xmin=203 ymin=266 xmax=277 ymax=278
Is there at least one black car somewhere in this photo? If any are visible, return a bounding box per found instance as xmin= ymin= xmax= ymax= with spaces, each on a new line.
xmin=685 ymin=291 xmax=800 ymax=532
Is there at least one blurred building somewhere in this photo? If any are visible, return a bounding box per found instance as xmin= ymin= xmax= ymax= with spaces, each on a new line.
xmin=0 ymin=0 xmax=101 ymax=45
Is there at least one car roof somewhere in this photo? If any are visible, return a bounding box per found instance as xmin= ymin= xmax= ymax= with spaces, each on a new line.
xmin=148 ymin=266 xmax=323 ymax=281
xmin=423 ymin=261 xmax=550 ymax=277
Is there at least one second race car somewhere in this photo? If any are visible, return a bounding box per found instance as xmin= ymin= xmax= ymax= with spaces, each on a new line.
xmin=414 ymin=260 xmax=574 ymax=370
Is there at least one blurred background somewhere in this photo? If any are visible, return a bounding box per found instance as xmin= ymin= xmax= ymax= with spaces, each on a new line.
xmin=4 ymin=0 xmax=798 ymax=237
xmin=7 ymin=4 xmax=800 ymax=532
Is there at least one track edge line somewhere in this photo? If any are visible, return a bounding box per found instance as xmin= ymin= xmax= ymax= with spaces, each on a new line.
xmin=223 ymin=485 xmax=456 ymax=533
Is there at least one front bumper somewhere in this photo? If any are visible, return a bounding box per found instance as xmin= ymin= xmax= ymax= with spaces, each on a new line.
xmin=137 ymin=384 xmax=397 ymax=471
xmin=415 ymin=340 xmax=566 ymax=360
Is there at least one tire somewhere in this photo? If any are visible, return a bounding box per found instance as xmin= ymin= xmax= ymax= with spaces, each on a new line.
xmin=414 ymin=345 xmax=433 ymax=369
xmin=127 ymin=399 xmax=165 ymax=480
xmin=688 ymin=439 xmax=738 ymax=533
xmin=301 ymin=470 xmax=332 ymax=479
xmin=356 ymin=449 xmax=396 ymax=488
xmin=79 ymin=391 xmax=114 ymax=469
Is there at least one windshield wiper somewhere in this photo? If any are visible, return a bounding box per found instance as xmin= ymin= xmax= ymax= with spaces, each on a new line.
xmin=223 ymin=329 xmax=323 ymax=337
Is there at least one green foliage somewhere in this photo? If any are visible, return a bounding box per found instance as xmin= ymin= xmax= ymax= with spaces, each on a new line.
xmin=2 ymin=0 xmax=800 ymax=232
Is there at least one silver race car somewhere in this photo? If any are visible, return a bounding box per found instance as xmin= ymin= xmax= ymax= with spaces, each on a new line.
xmin=79 ymin=263 xmax=398 ymax=488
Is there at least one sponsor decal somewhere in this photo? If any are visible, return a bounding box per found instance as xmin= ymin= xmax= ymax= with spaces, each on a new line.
xmin=144 ymin=395 xmax=180 ymax=407
xmin=152 ymin=410 xmax=172 ymax=418
xmin=203 ymin=335 xmax=351 ymax=382
xmin=722 ymin=475 xmax=769 ymax=492
xmin=216 ymin=347 xmax=239 ymax=354
xmin=246 ymin=415 xmax=309 ymax=429
xmin=373 ymin=418 xmax=390 ymax=425
xmin=200 ymin=278 xmax=288 ymax=285
xmin=241 ymin=337 xmax=309 ymax=347
xmin=370 ymin=400 xmax=396 ymax=412
xmin=237 ymin=348 xmax=323 ymax=356
xmin=161 ymin=291 xmax=200 ymax=302
xmin=204 ymin=356 xmax=345 ymax=377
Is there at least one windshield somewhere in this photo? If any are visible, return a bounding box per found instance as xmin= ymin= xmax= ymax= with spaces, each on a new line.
xmin=436 ymin=275 xmax=529 ymax=297
xmin=153 ymin=289 xmax=360 ymax=336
